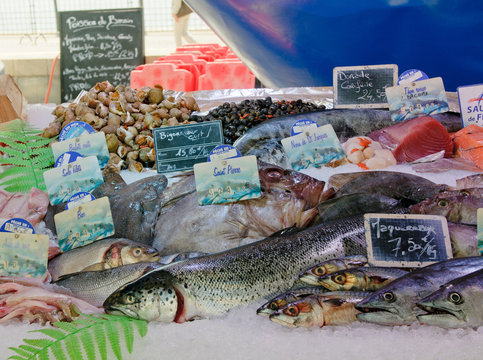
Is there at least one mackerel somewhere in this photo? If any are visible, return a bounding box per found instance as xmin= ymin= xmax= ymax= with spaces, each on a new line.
xmin=103 ymin=217 xmax=367 ymax=322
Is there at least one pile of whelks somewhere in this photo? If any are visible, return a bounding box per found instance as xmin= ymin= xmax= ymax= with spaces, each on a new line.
xmin=0 ymin=82 xmax=481 ymax=330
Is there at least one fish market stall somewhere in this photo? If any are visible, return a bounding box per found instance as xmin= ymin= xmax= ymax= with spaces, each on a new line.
xmin=0 ymin=83 xmax=482 ymax=360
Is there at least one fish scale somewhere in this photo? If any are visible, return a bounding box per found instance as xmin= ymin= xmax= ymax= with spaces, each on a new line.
xmin=104 ymin=216 xmax=367 ymax=322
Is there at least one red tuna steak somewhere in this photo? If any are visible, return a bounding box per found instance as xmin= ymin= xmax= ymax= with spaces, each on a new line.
xmin=368 ymin=116 xmax=453 ymax=163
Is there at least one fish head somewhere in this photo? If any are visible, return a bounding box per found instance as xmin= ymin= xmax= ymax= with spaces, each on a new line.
xmin=269 ymin=297 xmax=321 ymax=327
xmin=120 ymin=243 xmax=161 ymax=265
xmin=300 ymin=262 xmax=343 ymax=283
xmin=313 ymin=270 xmax=361 ymax=291
xmin=355 ymin=276 xmax=426 ymax=325
xmin=417 ymin=283 xmax=477 ymax=328
xmin=257 ymin=161 xmax=326 ymax=208
xmin=103 ymin=270 xmax=179 ymax=322
xmin=257 ymin=291 xmax=311 ymax=317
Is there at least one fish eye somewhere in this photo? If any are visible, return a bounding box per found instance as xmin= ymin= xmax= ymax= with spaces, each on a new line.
xmin=266 ymin=170 xmax=282 ymax=180
xmin=383 ymin=292 xmax=395 ymax=303
xmin=312 ymin=266 xmax=327 ymax=276
xmin=332 ymin=274 xmax=346 ymax=285
xmin=448 ymin=292 xmax=463 ymax=304
xmin=283 ymin=305 xmax=299 ymax=317
xmin=437 ymin=199 xmax=449 ymax=207
xmin=124 ymin=294 xmax=135 ymax=304
xmin=460 ymin=190 xmax=470 ymax=197
xmin=269 ymin=302 xmax=279 ymax=311
xmin=132 ymin=247 xmax=142 ymax=257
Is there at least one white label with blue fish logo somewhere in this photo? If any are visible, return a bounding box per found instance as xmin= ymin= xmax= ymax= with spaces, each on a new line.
xmin=281 ymin=124 xmax=346 ymax=171
xmin=397 ymin=69 xmax=429 ymax=85
xmin=66 ymin=192 xmax=96 ymax=210
xmin=54 ymin=196 xmax=115 ymax=251
xmin=52 ymin=132 xmax=109 ymax=168
xmin=0 ymin=218 xmax=35 ymax=235
xmin=194 ymin=155 xmax=261 ymax=206
xmin=208 ymin=145 xmax=241 ymax=162
xmin=385 ymin=77 xmax=449 ymax=122
xmin=290 ymin=119 xmax=318 ymax=136
xmin=0 ymin=232 xmax=49 ymax=278
xmin=43 ymin=156 xmax=104 ymax=205
xmin=58 ymin=121 xmax=95 ymax=141
xmin=457 ymin=84 xmax=483 ymax=127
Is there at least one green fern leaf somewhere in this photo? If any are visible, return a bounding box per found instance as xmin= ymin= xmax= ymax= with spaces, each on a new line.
xmin=37 ymin=350 xmax=50 ymax=360
xmin=7 ymin=356 xmax=28 ymax=360
xmin=23 ymin=339 xmax=53 ymax=349
xmin=19 ymin=345 xmax=38 ymax=354
xmin=64 ymin=334 xmax=83 ymax=360
xmin=133 ymin=318 xmax=148 ymax=337
xmin=50 ymin=341 xmax=67 ymax=360
xmin=1 ymin=146 xmax=29 ymax=160
xmin=8 ymin=347 xmax=30 ymax=358
xmin=0 ymin=166 xmax=28 ymax=178
xmin=119 ymin=318 xmax=134 ymax=353
xmin=105 ymin=320 xmax=122 ymax=360
xmin=55 ymin=322 xmax=80 ymax=333
xmin=33 ymin=328 xmax=66 ymax=340
xmin=79 ymin=327 xmax=96 ymax=360
xmin=92 ymin=320 xmax=108 ymax=360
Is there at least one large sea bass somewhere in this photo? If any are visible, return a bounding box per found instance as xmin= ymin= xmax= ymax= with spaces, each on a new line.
xmin=104 ymin=216 xmax=367 ymax=322
xmin=153 ymin=161 xmax=327 ymax=254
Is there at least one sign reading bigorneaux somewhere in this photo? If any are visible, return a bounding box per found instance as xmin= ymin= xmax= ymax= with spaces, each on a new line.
xmin=60 ymin=8 xmax=144 ymax=101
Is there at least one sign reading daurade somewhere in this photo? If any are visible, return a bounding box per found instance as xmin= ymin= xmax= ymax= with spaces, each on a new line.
xmin=333 ymin=64 xmax=398 ymax=109
xmin=364 ymin=213 xmax=452 ymax=268
xmin=153 ymin=121 xmax=223 ymax=173
xmin=59 ymin=8 xmax=144 ymax=101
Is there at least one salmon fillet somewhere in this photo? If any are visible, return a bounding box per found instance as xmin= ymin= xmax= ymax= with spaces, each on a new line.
xmin=452 ymin=124 xmax=483 ymax=169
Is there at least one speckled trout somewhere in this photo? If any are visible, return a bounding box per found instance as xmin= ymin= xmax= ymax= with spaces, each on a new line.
xmin=103 ymin=217 xmax=367 ymax=322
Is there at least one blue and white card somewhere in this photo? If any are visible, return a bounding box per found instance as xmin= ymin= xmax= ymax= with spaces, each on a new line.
xmin=58 ymin=121 xmax=95 ymax=141
xmin=385 ymin=77 xmax=449 ymax=122
xmin=0 ymin=218 xmax=35 ymax=234
xmin=194 ymin=155 xmax=261 ymax=206
xmin=208 ymin=145 xmax=241 ymax=162
xmin=52 ymin=132 xmax=109 ymax=168
xmin=457 ymin=84 xmax=483 ymax=127
xmin=0 ymin=233 xmax=49 ymax=277
xmin=281 ymin=124 xmax=346 ymax=171
xmin=54 ymin=197 xmax=115 ymax=251
xmin=43 ymin=156 xmax=103 ymax=205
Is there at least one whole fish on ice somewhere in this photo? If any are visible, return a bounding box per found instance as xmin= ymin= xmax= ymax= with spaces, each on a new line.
xmin=104 ymin=216 xmax=367 ymax=322
xmin=356 ymin=257 xmax=483 ymax=326
xmin=153 ymin=161 xmax=327 ymax=254
xmin=417 ymin=268 xmax=483 ymax=328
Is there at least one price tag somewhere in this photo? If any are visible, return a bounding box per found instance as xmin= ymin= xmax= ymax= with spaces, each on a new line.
xmin=333 ymin=64 xmax=398 ymax=109
xmin=385 ymin=77 xmax=449 ymax=122
xmin=281 ymin=124 xmax=346 ymax=171
xmin=153 ymin=121 xmax=223 ymax=173
xmin=478 ymin=208 xmax=483 ymax=255
xmin=54 ymin=197 xmax=115 ymax=251
xmin=0 ymin=218 xmax=35 ymax=235
xmin=0 ymin=232 xmax=49 ymax=277
xmin=457 ymin=84 xmax=483 ymax=127
xmin=208 ymin=145 xmax=241 ymax=162
xmin=290 ymin=119 xmax=318 ymax=136
xmin=66 ymin=192 xmax=96 ymax=210
xmin=397 ymin=69 xmax=429 ymax=85
xmin=43 ymin=156 xmax=104 ymax=205
xmin=194 ymin=155 xmax=261 ymax=206
xmin=52 ymin=132 xmax=109 ymax=168
xmin=58 ymin=121 xmax=95 ymax=141
xmin=54 ymin=151 xmax=84 ymax=167
xmin=364 ymin=213 xmax=452 ymax=267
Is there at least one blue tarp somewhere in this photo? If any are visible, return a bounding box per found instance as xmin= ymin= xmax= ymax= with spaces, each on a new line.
xmin=187 ymin=0 xmax=482 ymax=90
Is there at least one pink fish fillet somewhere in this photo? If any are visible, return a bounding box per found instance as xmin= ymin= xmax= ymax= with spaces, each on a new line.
xmin=369 ymin=116 xmax=454 ymax=163
xmin=0 ymin=277 xmax=102 ymax=324
xmin=0 ymin=188 xmax=49 ymax=226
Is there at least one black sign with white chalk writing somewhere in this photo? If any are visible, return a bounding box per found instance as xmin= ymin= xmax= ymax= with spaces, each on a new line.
xmin=333 ymin=64 xmax=398 ymax=109
xmin=364 ymin=213 xmax=452 ymax=268
xmin=59 ymin=8 xmax=144 ymax=102
xmin=153 ymin=121 xmax=223 ymax=173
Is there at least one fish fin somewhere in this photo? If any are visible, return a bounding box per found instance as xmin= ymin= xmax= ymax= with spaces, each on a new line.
xmin=267 ymin=226 xmax=300 ymax=238
xmin=81 ymin=263 xmax=105 ymax=271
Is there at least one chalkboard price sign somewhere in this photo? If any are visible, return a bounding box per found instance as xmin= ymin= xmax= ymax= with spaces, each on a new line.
xmin=364 ymin=213 xmax=452 ymax=268
xmin=333 ymin=64 xmax=398 ymax=109
xmin=60 ymin=8 xmax=144 ymax=102
xmin=153 ymin=121 xmax=223 ymax=173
